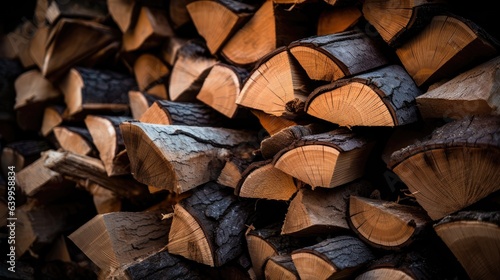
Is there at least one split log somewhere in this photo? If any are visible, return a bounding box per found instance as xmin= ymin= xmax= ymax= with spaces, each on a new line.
xmin=389 ymin=115 xmax=500 ymax=220
xmin=273 ymin=128 xmax=374 ymax=189
xmin=128 ymin=90 xmax=160 ymax=120
xmin=41 ymin=105 xmax=66 ymax=137
xmin=107 ymin=0 xmax=138 ymax=32
xmin=139 ymin=100 xmax=228 ymax=127
xmin=235 ymin=160 xmax=298 ymax=201
xmin=1 ymin=140 xmax=51 ymax=177
xmin=291 ymin=235 xmax=375 ymax=280
xmin=251 ymin=110 xmax=299 ymax=136
xmin=288 ymin=30 xmax=389 ymax=83
xmin=85 ymin=115 xmax=131 ymax=176
xmin=133 ymin=53 xmax=169 ymax=99
xmin=168 ymin=0 xmax=196 ymax=31
xmin=317 ymin=6 xmax=362 ymax=35
xmin=434 ymin=211 xmax=500 ymax=280
xmin=0 ymin=21 xmax=36 ymax=66
xmin=14 ymin=69 xmax=62 ymax=131
xmin=362 ymin=0 xmax=447 ymax=47
xmin=161 ymin=36 xmax=189 ymax=66
xmin=281 ymin=180 xmax=373 ymax=236
xmin=120 ymin=122 xmax=259 ymax=193
xmin=187 ymin=0 xmax=255 ymax=54
xmin=246 ymin=222 xmax=303 ymax=279
xmin=168 ymin=40 xmax=217 ymax=102
xmin=217 ymin=156 xmax=256 ymax=189
xmin=395 ymin=14 xmax=499 ymax=87
xmin=58 ymin=67 xmax=136 ymax=118
xmin=69 ymin=211 xmax=170 ymax=271
xmin=29 ymin=24 xmax=49 ymax=69
xmin=305 ymin=65 xmax=422 ymax=127
xmin=167 ymin=182 xmax=255 ymax=267
xmin=45 ymin=0 xmax=109 ymax=24
xmin=348 ymin=195 xmax=431 ymax=250
xmin=416 ymin=55 xmax=500 ymax=119
xmin=123 ymin=6 xmax=174 ymax=51
xmin=264 ymin=254 xmax=299 ymax=280
xmin=196 ymin=63 xmax=249 ymax=119
xmin=53 ymin=126 xmax=96 ymax=156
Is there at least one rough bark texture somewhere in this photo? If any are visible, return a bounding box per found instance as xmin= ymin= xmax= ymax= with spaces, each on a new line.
xmin=145 ymin=100 xmax=229 ymax=127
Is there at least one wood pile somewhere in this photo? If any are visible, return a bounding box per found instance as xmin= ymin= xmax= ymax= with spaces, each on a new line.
xmin=1 ymin=0 xmax=499 ymax=279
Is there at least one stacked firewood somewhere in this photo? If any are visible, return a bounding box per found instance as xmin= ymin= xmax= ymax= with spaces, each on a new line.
xmin=1 ymin=0 xmax=499 ymax=279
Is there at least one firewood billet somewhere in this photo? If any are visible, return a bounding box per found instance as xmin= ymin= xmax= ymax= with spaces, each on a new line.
xmin=120 ymin=122 xmax=259 ymax=193
xmin=59 ymin=67 xmax=136 ymax=118
xmin=396 ymin=14 xmax=498 ymax=87
xmin=288 ymin=30 xmax=388 ymax=83
xmin=217 ymin=156 xmax=255 ymax=189
xmin=264 ymin=254 xmax=299 ymax=280
xmin=128 ymin=90 xmax=160 ymax=120
xmin=1 ymin=140 xmax=51 ymax=177
xmin=251 ymin=109 xmax=299 ymax=136
xmin=167 ymin=182 xmax=255 ymax=267
xmin=246 ymin=222 xmax=303 ymax=279
xmin=139 ymin=100 xmax=228 ymax=127
xmin=168 ymin=40 xmax=217 ymax=102
xmin=41 ymin=105 xmax=65 ymax=137
xmin=281 ymin=180 xmax=373 ymax=236
xmin=235 ymin=160 xmax=297 ymax=201
xmin=305 ymin=65 xmax=422 ymax=127
xmin=434 ymin=211 xmax=500 ymax=280
xmin=291 ymin=235 xmax=375 ymax=280
xmin=29 ymin=24 xmax=49 ymax=69
xmin=69 ymin=211 xmax=170 ymax=271
xmin=53 ymin=126 xmax=96 ymax=157
xmin=236 ymin=47 xmax=311 ymax=118
xmin=416 ymin=55 xmax=500 ymax=119
xmin=161 ymin=36 xmax=189 ymax=66
xmin=107 ymin=0 xmax=138 ymax=32
xmin=133 ymin=53 xmax=169 ymax=99
xmin=43 ymin=150 xmax=149 ymax=201
xmin=317 ymin=6 xmax=362 ymax=35
xmin=196 ymin=63 xmax=248 ymax=118
xmin=42 ymin=18 xmax=119 ymax=81
xmin=123 ymin=6 xmax=174 ymax=51
xmin=169 ymin=0 xmax=195 ymax=31
xmin=348 ymin=195 xmax=431 ymax=250
xmin=187 ymin=0 xmax=255 ymax=55
xmin=389 ymin=115 xmax=500 ymax=220
xmin=14 ymin=69 xmax=62 ymax=131
xmin=85 ymin=115 xmax=131 ymax=176
xmin=273 ymin=128 xmax=374 ymax=189
xmin=362 ymin=0 xmax=447 ymax=47
xmin=45 ymin=0 xmax=109 ymax=24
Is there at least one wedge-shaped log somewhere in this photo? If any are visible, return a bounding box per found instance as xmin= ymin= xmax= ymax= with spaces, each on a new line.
xmin=217 ymin=156 xmax=255 ymax=189
xmin=107 ymin=0 xmax=138 ymax=32
xmin=434 ymin=211 xmax=500 ymax=280
xmin=389 ymin=115 xmax=500 ymax=220
xmin=306 ymin=65 xmax=422 ymax=127
xmin=288 ymin=30 xmax=388 ymax=83
xmin=41 ymin=105 xmax=65 ymax=137
xmin=281 ymin=180 xmax=373 ymax=236
xmin=273 ymin=128 xmax=374 ymax=189
xmin=167 ymin=182 xmax=255 ymax=267
xmin=123 ymin=6 xmax=174 ymax=51
xmin=348 ymin=196 xmax=431 ymax=250
xmin=53 ymin=126 xmax=96 ymax=156
xmin=1 ymin=140 xmax=51 ymax=176
xmin=120 ymin=122 xmax=259 ymax=194
xmin=133 ymin=53 xmax=169 ymax=99
xmin=128 ymin=90 xmax=160 ymax=120
xmin=251 ymin=109 xmax=299 ymax=136
xmin=291 ymin=235 xmax=375 ymax=280
xmin=395 ymin=14 xmax=498 ymax=87
xmin=416 ymin=55 xmax=500 ymax=119
xmin=264 ymin=254 xmax=300 ymax=280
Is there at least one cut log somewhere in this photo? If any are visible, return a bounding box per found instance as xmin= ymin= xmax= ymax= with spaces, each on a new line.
xmin=161 ymin=36 xmax=189 ymax=66
xmin=281 ymin=180 xmax=373 ymax=236
xmin=128 ymin=90 xmax=161 ymax=120
xmin=196 ymin=63 xmax=248 ymax=118
xmin=168 ymin=40 xmax=217 ymax=102
xmin=53 ymin=126 xmax=96 ymax=157
xmin=264 ymin=254 xmax=300 ymax=280
xmin=41 ymin=105 xmax=66 ymax=137
xmin=348 ymin=195 xmax=431 ymax=250
xmin=45 ymin=0 xmax=109 ymax=24
xmin=1 ymin=140 xmax=51 ymax=177
xmin=246 ymin=222 xmax=303 ymax=279
xmin=120 ymin=122 xmax=259 ymax=193
xmin=273 ymin=128 xmax=374 ymax=189
xmin=169 ymin=0 xmax=196 ymax=31
xmin=362 ymin=0 xmax=447 ymax=47
xmin=42 ymin=18 xmax=119 ymax=81
xmin=123 ymin=6 xmax=174 ymax=51
xmin=305 ymin=65 xmax=422 ymax=127
xmin=139 ymin=100 xmax=228 ymax=127
xmin=187 ymin=0 xmax=255 ymax=54
xmin=389 ymin=115 xmax=500 ymax=220
xmin=107 ymin=0 xmax=138 ymax=32
xmin=29 ymin=24 xmax=49 ymax=69
xmin=291 ymin=235 xmax=375 ymax=280
xmin=167 ymin=182 xmax=255 ymax=267
xmin=434 ymin=211 xmax=500 ymax=280
xmin=133 ymin=53 xmax=169 ymax=99
xmin=416 ymin=55 xmax=500 ymax=119
xmin=288 ymin=30 xmax=388 ymax=83
xmin=217 ymin=156 xmax=256 ymax=189
xmin=14 ymin=69 xmax=62 ymax=131
xmin=236 ymin=47 xmax=311 ymax=118
xmin=69 ymin=211 xmax=170 ymax=271
xmin=235 ymin=160 xmax=298 ymax=201
xmin=395 ymin=14 xmax=498 ymax=87
xmin=85 ymin=115 xmax=131 ymax=176
xmin=251 ymin=110 xmax=298 ymax=136
xmin=317 ymin=6 xmax=362 ymax=35
xmin=58 ymin=67 xmax=136 ymax=118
